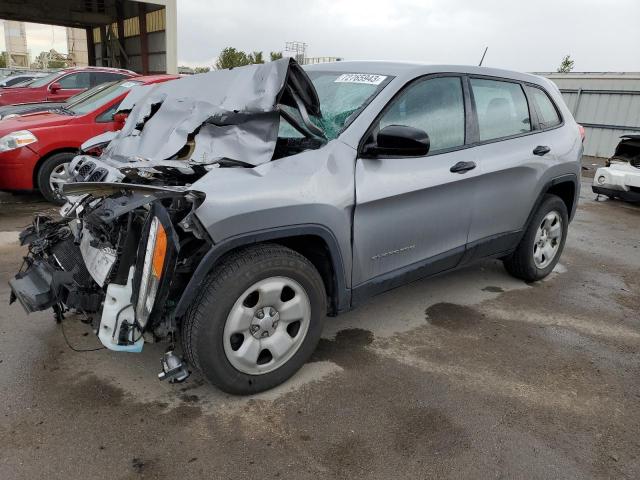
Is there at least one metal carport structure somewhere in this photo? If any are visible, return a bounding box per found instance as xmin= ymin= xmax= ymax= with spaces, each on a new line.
xmin=0 ymin=0 xmax=177 ymax=74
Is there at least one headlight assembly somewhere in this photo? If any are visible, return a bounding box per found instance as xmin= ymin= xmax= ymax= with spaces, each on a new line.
xmin=134 ymin=207 xmax=178 ymax=328
xmin=0 ymin=130 xmax=37 ymax=152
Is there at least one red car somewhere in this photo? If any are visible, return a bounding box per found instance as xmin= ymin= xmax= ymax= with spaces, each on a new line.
xmin=0 ymin=75 xmax=179 ymax=203
xmin=0 ymin=66 xmax=137 ymax=106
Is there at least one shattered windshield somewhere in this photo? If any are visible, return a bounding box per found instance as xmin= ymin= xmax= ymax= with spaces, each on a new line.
xmin=304 ymin=71 xmax=392 ymax=140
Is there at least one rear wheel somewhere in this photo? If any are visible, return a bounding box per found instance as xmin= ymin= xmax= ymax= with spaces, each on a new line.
xmin=182 ymin=243 xmax=326 ymax=395
xmin=36 ymin=152 xmax=75 ymax=205
xmin=504 ymin=194 xmax=568 ymax=282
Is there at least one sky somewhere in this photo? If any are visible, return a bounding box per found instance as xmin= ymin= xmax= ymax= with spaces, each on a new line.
xmin=0 ymin=21 xmax=68 ymax=56
xmin=1 ymin=1 xmax=639 ymax=72
xmin=176 ymin=0 xmax=640 ymax=72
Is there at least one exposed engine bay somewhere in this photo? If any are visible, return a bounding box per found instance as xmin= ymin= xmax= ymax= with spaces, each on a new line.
xmin=8 ymin=58 xmax=326 ymax=381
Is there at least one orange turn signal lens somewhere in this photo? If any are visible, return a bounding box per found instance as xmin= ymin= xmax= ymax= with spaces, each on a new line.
xmin=151 ymin=222 xmax=167 ymax=278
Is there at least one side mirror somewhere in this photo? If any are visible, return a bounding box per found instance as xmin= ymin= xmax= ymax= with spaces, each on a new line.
xmin=113 ymin=112 xmax=128 ymax=129
xmin=365 ymin=125 xmax=430 ymax=157
xmin=49 ymin=82 xmax=62 ymax=93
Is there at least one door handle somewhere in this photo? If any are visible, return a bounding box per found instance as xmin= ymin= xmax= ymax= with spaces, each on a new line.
xmin=450 ymin=161 xmax=477 ymax=174
xmin=533 ymin=145 xmax=551 ymax=156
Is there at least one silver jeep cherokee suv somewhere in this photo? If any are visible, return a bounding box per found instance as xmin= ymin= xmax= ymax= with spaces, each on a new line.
xmin=9 ymin=59 xmax=582 ymax=394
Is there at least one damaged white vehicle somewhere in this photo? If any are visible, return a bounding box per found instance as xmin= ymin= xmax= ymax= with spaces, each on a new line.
xmin=592 ymin=135 xmax=640 ymax=202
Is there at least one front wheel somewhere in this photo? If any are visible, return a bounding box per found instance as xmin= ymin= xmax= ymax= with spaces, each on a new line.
xmin=182 ymin=244 xmax=326 ymax=395
xmin=36 ymin=152 xmax=75 ymax=205
xmin=503 ymin=194 xmax=569 ymax=282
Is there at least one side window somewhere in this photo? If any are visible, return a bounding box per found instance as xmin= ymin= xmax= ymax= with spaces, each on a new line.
xmin=379 ymin=76 xmax=465 ymax=153
xmin=96 ymin=103 xmax=120 ymax=123
xmin=470 ymin=78 xmax=531 ymax=141
xmin=528 ymin=86 xmax=561 ymax=129
xmin=58 ymin=72 xmax=92 ymax=89
xmin=92 ymin=72 xmax=127 ymax=86
xmin=6 ymin=76 xmax=31 ymax=86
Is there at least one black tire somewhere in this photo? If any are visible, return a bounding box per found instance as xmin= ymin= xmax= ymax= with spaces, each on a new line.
xmin=182 ymin=243 xmax=327 ymax=395
xmin=503 ymin=194 xmax=569 ymax=282
xmin=36 ymin=152 xmax=75 ymax=205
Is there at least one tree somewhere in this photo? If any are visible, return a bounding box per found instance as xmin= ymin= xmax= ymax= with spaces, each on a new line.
xmin=0 ymin=52 xmax=6 ymax=68
xmin=557 ymin=55 xmax=575 ymax=73
xmin=248 ymin=51 xmax=264 ymax=64
xmin=270 ymin=51 xmax=283 ymax=62
xmin=48 ymin=59 xmax=67 ymax=69
xmin=194 ymin=66 xmax=210 ymax=73
xmin=215 ymin=47 xmax=251 ymax=69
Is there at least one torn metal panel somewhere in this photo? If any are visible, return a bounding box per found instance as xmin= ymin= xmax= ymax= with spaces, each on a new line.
xmin=103 ymin=58 xmax=322 ymax=167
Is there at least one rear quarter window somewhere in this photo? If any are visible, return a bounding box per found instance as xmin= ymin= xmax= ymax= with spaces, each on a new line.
xmin=527 ymin=86 xmax=562 ymax=129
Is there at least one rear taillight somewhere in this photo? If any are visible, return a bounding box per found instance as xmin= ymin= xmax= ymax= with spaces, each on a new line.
xmin=578 ymin=124 xmax=585 ymax=142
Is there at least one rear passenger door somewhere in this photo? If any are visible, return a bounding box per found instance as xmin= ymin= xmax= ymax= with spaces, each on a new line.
xmin=353 ymin=75 xmax=479 ymax=291
xmin=465 ymin=77 xmax=553 ymax=256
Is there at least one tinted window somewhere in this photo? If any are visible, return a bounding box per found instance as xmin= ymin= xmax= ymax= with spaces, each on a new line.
xmin=58 ymin=72 xmax=92 ymax=89
xmin=92 ymin=72 xmax=128 ymax=86
xmin=379 ymin=76 xmax=465 ymax=153
xmin=28 ymin=72 xmax=60 ymax=88
xmin=528 ymin=86 xmax=561 ymax=129
xmin=68 ymin=80 xmax=141 ymax=115
xmin=471 ymin=78 xmax=531 ymax=141
xmin=4 ymin=76 xmax=33 ymax=86
xmin=96 ymin=103 xmax=119 ymax=122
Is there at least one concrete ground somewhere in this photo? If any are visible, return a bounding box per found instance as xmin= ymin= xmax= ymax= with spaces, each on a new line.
xmin=0 ymin=183 xmax=638 ymax=480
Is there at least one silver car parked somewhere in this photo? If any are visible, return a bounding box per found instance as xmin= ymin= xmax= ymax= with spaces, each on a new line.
xmin=10 ymin=60 xmax=582 ymax=394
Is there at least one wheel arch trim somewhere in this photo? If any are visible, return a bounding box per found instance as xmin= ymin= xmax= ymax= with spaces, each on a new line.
xmin=173 ymin=224 xmax=351 ymax=319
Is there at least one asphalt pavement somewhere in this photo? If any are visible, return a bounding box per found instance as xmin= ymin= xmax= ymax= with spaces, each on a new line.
xmin=0 ymin=183 xmax=638 ymax=479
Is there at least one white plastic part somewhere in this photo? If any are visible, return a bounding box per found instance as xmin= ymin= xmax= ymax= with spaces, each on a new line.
xmin=593 ymin=163 xmax=640 ymax=192
xmin=98 ymin=267 xmax=144 ymax=352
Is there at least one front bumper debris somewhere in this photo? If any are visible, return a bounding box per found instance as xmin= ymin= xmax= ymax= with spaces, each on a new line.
xmin=8 ymin=186 xmax=209 ymax=356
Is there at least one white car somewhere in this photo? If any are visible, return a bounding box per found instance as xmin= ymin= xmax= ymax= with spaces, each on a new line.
xmin=592 ymin=135 xmax=640 ymax=202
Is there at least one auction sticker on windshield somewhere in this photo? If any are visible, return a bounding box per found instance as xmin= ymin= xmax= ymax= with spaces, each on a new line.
xmin=334 ymin=73 xmax=387 ymax=85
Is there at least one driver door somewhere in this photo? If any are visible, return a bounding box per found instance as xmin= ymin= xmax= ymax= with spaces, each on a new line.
xmin=352 ymin=75 xmax=479 ymax=296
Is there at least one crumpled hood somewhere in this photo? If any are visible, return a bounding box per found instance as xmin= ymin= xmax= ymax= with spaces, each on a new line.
xmin=101 ymin=58 xmax=322 ymax=167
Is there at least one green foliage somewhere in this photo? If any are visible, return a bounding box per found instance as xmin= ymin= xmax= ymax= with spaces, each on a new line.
xmin=215 ymin=47 xmax=250 ymax=69
xmin=194 ymin=66 xmax=211 ymax=73
xmin=248 ymin=51 xmax=264 ymax=64
xmin=47 ymin=59 xmax=67 ymax=69
xmin=216 ymin=48 xmax=285 ymax=69
xmin=557 ymin=55 xmax=575 ymax=73
xmin=0 ymin=52 xmax=6 ymax=68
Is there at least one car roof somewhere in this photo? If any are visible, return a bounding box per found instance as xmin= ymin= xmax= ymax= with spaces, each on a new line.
xmin=305 ymin=60 xmax=550 ymax=87
xmin=133 ymin=74 xmax=182 ymax=84
xmin=56 ymin=66 xmax=138 ymax=76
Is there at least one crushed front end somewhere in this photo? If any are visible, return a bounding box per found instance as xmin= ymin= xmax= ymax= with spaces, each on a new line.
xmin=10 ymin=185 xmax=209 ymax=359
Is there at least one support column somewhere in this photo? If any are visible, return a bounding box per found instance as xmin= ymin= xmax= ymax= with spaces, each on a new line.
xmin=138 ymin=3 xmax=149 ymax=74
xmin=86 ymin=26 xmax=96 ymax=66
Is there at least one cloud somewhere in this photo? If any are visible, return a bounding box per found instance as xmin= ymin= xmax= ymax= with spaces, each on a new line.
xmin=176 ymin=0 xmax=640 ymax=72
